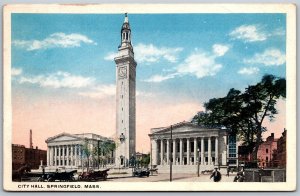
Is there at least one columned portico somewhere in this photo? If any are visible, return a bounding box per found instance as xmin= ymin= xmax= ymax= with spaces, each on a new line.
xmin=46 ymin=133 xmax=115 ymax=170
xmin=149 ymin=122 xmax=236 ymax=173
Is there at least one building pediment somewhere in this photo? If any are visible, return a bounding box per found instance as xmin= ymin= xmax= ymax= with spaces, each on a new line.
xmin=149 ymin=121 xmax=225 ymax=139
xmin=45 ymin=133 xmax=82 ymax=143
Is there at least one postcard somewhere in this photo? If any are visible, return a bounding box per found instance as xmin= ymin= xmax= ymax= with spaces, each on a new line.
xmin=3 ymin=4 xmax=296 ymax=191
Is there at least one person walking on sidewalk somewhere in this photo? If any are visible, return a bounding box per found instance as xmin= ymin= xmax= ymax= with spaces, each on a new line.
xmin=210 ymin=167 xmax=222 ymax=182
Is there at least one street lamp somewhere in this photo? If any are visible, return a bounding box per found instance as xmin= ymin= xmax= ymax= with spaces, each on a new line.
xmin=197 ymin=148 xmax=200 ymax=177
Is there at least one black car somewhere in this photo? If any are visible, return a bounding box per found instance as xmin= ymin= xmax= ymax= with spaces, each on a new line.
xmin=132 ymin=168 xmax=150 ymax=177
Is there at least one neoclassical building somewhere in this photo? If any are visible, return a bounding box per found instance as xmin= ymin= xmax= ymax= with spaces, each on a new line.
xmin=149 ymin=122 xmax=238 ymax=172
xmin=45 ymin=133 xmax=115 ymax=169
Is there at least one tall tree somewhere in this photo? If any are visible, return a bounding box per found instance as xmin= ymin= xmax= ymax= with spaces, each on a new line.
xmin=194 ymin=74 xmax=286 ymax=161
xmin=242 ymin=75 xmax=286 ymax=160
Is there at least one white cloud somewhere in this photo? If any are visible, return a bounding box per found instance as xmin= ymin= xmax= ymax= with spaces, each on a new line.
xmin=104 ymin=52 xmax=118 ymax=61
xmin=134 ymin=43 xmax=183 ymax=63
xmin=136 ymin=91 xmax=154 ymax=98
xmin=18 ymin=71 xmax=95 ymax=88
xmin=13 ymin=33 xmax=96 ymax=51
xmin=229 ymin=25 xmax=267 ymax=42
xmin=176 ymin=52 xmax=222 ymax=78
xmin=143 ymin=73 xmax=179 ymax=83
xmin=238 ymin=67 xmax=259 ymax=75
xmin=78 ymin=84 xmax=115 ymax=99
xmin=144 ymin=44 xmax=229 ymax=83
xmin=212 ymin=44 xmax=230 ymax=57
xmin=243 ymin=48 xmax=286 ymax=66
xmin=11 ymin=67 xmax=22 ymax=76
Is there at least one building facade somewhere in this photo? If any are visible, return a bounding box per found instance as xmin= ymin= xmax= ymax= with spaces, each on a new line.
xmin=276 ymin=129 xmax=286 ymax=168
xmin=114 ymin=13 xmax=137 ymax=167
xmin=12 ymin=144 xmax=46 ymax=170
xmin=45 ymin=133 xmax=115 ymax=170
xmin=12 ymin=144 xmax=26 ymax=170
xmin=257 ymin=133 xmax=278 ymax=168
xmin=149 ymin=122 xmax=238 ymax=172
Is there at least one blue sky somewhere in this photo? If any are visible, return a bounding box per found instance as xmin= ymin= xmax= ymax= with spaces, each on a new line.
xmin=12 ymin=13 xmax=286 ymax=104
xmin=11 ymin=13 xmax=286 ymax=150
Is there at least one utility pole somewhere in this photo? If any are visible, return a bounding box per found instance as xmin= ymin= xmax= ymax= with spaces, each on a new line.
xmin=170 ymin=125 xmax=173 ymax=182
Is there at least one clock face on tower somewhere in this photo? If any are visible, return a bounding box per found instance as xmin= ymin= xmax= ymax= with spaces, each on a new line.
xmin=118 ymin=67 xmax=127 ymax=79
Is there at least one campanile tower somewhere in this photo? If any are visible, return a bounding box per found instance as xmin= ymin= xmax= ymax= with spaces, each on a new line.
xmin=114 ymin=13 xmax=137 ymax=167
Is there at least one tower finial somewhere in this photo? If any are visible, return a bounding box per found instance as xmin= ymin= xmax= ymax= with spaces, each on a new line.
xmin=124 ymin=13 xmax=128 ymax=23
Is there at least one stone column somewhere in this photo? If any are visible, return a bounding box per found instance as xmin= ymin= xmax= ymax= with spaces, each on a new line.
xmin=166 ymin=139 xmax=170 ymax=165
xmin=201 ymin=137 xmax=205 ymax=165
xmin=150 ymin=140 xmax=154 ymax=166
xmin=154 ymin=139 xmax=158 ymax=165
xmin=71 ymin=145 xmax=74 ymax=166
xmin=179 ymin=139 xmax=183 ymax=165
xmin=55 ymin=146 xmax=58 ymax=166
xmin=52 ymin=147 xmax=55 ymax=166
xmin=49 ymin=147 xmax=53 ymax=166
xmin=194 ymin=138 xmax=197 ymax=165
xmin=64 ymin=146 xmax=67 ymax=166
xmin=215 ymin=137 xmax=219 ymax=166
xmin=47 ymin=146 xmax=50 ymax=166
xmin=172 ymin=140 xmax=176 ymax=165
xmin=58 ymin=146 xmax=61 ymax=166
xmin=187 ymin=138 xmax=190 ymax=165
xmin=66 ymin=145 xmax=69 ymax=166
xmin=160 ymin=140 xmax=164 ymax=165
xmin=208 ymin=137 xmax=212 ymax=165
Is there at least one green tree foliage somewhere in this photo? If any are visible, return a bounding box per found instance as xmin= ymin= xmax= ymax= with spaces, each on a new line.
xmin=193 ymin=74 xmax=286 ymax=161
xmin=82 ymin=139 xmax=93 ymax=172
xmin=95 ymin=140 xmax=116 ymax=168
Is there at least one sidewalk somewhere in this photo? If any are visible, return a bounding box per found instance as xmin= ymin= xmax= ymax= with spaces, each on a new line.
xmin=105 ymin=173 xmax=236 ymax=182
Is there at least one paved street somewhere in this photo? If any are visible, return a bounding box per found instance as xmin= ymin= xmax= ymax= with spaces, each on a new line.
xmin=105 ymin=173 xmax=236 ymax=182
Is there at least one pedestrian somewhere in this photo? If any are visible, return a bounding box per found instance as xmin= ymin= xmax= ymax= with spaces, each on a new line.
xmin=226 ymin=166 xmax=230 ymax=177
xmin=210 ymin=167 xmax=222 ymax=182
xmin=234 ymin=167 xmax=245 ymax=182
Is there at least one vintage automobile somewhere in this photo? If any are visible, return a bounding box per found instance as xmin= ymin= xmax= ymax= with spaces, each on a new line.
xmin=78 ymin=169 xmax=109 ymax=181
xmin=132 ymin=168 xmax=150 ymax=177
xmin=46 ymin=170 xmax=77 ymax=182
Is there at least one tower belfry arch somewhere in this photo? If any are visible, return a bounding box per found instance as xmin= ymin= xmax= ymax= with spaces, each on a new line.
xmin=114 ymin=13 xmax=137 ymax=167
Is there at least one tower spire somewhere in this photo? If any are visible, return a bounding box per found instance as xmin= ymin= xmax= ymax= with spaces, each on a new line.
xmin=124 ymin=13 xmax=128 ymax=23
xmin=120 ymin=13 xmax=132 ymax=48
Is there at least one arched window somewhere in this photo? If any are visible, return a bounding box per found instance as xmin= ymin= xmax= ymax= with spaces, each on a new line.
xmin=126 ymin=32 xmax=128 ymax=40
